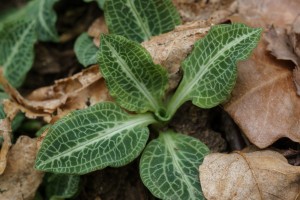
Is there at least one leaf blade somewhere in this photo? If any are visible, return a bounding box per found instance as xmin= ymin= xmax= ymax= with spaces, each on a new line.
xmin=140 ymin=131 xmax=210 ymax=200
xmin=35 ymin=102 xmax=156 ymax=174
xmin=74 ymin=33 xmax=98 ymax=67
xmin=167 ymin=24 xmax=262 ymax=117
xmin=46 ymin=174 xmax=80 ymax=200
xmin=0 ymin=19 xmax=37 ymax=87
xmin=98 ymin=34 xmax=168 ymax=115
xmin=30 ymin=0 xmax=59 ymax=41
xmin=104 ymin=0 xmax=181 ymax=42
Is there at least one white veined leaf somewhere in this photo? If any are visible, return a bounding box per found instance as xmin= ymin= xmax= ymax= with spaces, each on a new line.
xmin=104 ymin=0 xmax=181 ymax=42
xmin=0 ymin=19 xmax=37 ymax=88
xmin=166 ymin=24 xmax=262 ymax=118
xmin=46 ymin=174 xmax=80 ymax=200
xmin=74 ymin=33 xmax=98 ymax=67
xmin=35 ymin=102 xmax=156 ymax=174
xmin=140 ymin=130 xmax=210 ymax=200
xmin=98 ymin=34 xmax=168 ymax=117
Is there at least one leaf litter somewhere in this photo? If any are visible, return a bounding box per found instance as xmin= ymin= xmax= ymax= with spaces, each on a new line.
xmin=1 ymin=0 xmax=300 ymax=199
xmin=0 ymin=136 xmax=44 ymax=200
xmin=0 ymin=66 xmax=110 ymax=123
xmin=199 ymin=150 xmax=300 ymax=200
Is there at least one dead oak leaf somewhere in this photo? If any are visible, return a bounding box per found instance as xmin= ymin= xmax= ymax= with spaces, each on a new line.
xmin=0 ymin=66 xmax=110 ymax=122
xmin=0 ymin=118 xmax=11 ymax=175
xmin=293 ymin=67 xmax=300 ymax=96
xmin=224 ymin=40 xmax=300 ymax=148
xmin=235 ymin=0 xmax=300 ymax=28
xmin=265 ymin=26 xmax=300 ymax=66
xmin=199 ymin=150 xmax=300 ymax=200
xmin=0 ymin=136 xmax=44 ymax=200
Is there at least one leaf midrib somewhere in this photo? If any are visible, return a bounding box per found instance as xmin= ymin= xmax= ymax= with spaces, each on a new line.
xmin=105 ymin=39 xmax=160 ymax=111
xmin=173 ymin=29 xmax=259 ymax=109
xmin=162 ymin=133 xmax=197 ymax=200
xmin=126 ymin=0 xmax=151 ymax=41
xmin=38 ymin=113 xmax=154 ymax=165
xmin=38 ymin=0 xmax=56 ymax=39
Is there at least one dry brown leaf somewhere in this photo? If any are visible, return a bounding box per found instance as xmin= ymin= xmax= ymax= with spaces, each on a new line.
xmin=265 ymin=26 xmax=300 ymax=66
xmin=172 ymin=0 xmax=234 ymax=23
xmin=224 ymin=39 xmax=300 ymax=148
xmin=142 ymin=21 xmax=210 ymax=90
xmin=289 ymin=16 xmax=300 ymax=59
xmin=87 ymin=16 xmax=108 ymax=47
xmin=235 ymin=0 xmax=300 ymax=28
xmin=0 ymin=136 xmax=44 ymax=200
xmin=0 ymin=119 xmax=11 ymax=175
xmin=293 ymin=67 xmax=300 ymax=96
xmin=0 ymin=66 xmax=111 ymax=122
xmin=199 ymin=150 xmax=300 ymax=200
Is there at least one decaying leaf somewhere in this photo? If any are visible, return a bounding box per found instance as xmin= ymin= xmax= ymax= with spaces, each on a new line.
xmin=293 ymin=67 xmax=300 ymax=96
xmin=0 ymin=136 xmax=44 ymax=200
xmin=0 ymin=66 xmax=111 ymax=122
xmin=0 ymin=118 xmax=11 ymax=175
xmin=224 ymin=40 xmax=300 ymax=148
xmin=172 ymin=0 xmax=234 ymax=23
xmin=235 ymin=0 xmax=300 ymax=28
xmin=199 ymin=150 xmax=300 ymax=200
xmin=265 ymin=26 xmax=300 ymax=66
xmin=290 ymin=16 xmax=300 ymax=58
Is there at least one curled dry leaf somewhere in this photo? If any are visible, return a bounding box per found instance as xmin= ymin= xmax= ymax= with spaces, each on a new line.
xmin=0 ymin=136 xmax=44 ymax=200
xmin=0 ymin=118 xmax=11 ymax=175
xmin=224 ymin=40 xmax=300 ymax=148
xmin=265 ymin=26 xmax=300 ymax=66
xmin=0 ymin=66 xmax=110 ymax=122
xmin=235 ymin=0 xmax=300 ymax=28
xmin=199 ymin=150 xmax=300 ymax=200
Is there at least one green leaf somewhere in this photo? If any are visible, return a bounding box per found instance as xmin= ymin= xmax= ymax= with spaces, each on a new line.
xmin=104 ymin=0 xmax=181 ymax=42
xmin=98 ymin=34 xmax=168 ymax=117
xmin=35 ymin=102 xmax=156 ymax=174
xmin=0 ymin=19 xmax=37 ymax=88
xmin=140 ymin=130 xmax=209 ymax=200
xmin=97 ymin=0 xmax=106 ymax=8
xmin=46 ymin=174 xmax=80 ymax=200
xmin=0 ymin=105 xmax=5 ymax=120
xmin=27 ymin=0 xmax=59 ymax=41
xmin=84 ymin=0 xmax=106 ymax=9
xmin=166 ymin=24 xmax=262 ymax=117
xmin=74 ymin=33 xmax=98 ymax=67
